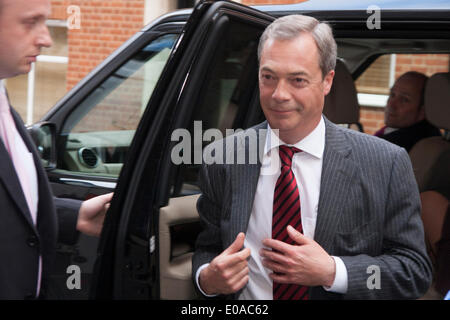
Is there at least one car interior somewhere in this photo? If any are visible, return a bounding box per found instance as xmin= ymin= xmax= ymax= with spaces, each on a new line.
xmin=409 ymin=72 xmax=450 ymax=299
xmin=156 ymin=36 xmax=450 ymax=299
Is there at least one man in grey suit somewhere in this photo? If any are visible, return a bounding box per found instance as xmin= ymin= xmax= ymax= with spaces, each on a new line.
xmin=192 ymin=14 xmax=432 ymax=299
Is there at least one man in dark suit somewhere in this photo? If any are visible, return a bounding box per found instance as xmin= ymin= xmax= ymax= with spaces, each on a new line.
xmin=192 ymin=14 xmax=432 ymax=299
xmin=374 ymin=71 xmax=441 ymax=152
xmin=0 ymin=0 xmax=112 ymax=299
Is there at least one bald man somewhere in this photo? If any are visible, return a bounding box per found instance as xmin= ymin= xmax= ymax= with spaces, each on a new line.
xmin=374 ymin=71 xmax=441 ymax=152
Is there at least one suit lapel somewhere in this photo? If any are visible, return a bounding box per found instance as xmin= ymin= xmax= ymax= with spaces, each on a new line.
xmin=11 ymin=108 xmax=44 ymax=180
xmin=0 ymin=107 xmax=38 ymax=231
xmin=314 ymin=119 xmax=357 ymax=252
xmin=228 ymin=122 xmax=267 ymax=245
xmin=225 ymin=119 xmax=356 ymax=251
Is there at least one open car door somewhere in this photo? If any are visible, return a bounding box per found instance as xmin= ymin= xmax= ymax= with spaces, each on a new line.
xmin=90 ymin=0 xmax=274 ymax=299
xmin=36 ymin=9 xmax=188 ymax=300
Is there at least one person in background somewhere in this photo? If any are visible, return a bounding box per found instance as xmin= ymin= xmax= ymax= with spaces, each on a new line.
xmin=374 ymin=71 xmax=441 ymax=152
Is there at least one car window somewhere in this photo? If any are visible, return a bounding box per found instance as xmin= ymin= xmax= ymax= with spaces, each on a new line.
xmin=355 ymin=53 xmax=450 ymax=134
xmin=57 ymin=34 xmax=178 ymax=178
xmin=170 ymin=19 xmax=262 ymax=197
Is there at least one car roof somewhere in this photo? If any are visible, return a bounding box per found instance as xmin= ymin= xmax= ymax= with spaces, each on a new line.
xmin=150 ymin=0 xmax=450 ymax=31
xmin=254 ymin=0 xmax=450 ymax=11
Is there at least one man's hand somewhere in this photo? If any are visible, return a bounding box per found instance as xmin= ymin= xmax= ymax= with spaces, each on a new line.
xmin=199 ymin=232 xmax=251 ymax=295
xmin=260 ymin=225 xmax=336 ymax=287
xmin=76 ymin=192 xmax=113 ymax=237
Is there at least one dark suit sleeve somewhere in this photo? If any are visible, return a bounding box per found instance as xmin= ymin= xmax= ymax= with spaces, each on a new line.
xmin=192 ymin=162 xmax=226 ymax=295
xmin=53 ymin=197 xmax=81 ymax=245
xmin=339 ymin=148 xmax=433 ymax=299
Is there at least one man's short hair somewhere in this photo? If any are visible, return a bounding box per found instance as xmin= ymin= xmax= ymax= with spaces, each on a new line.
xmin=257 ymin=14 xmax=337 ymax=78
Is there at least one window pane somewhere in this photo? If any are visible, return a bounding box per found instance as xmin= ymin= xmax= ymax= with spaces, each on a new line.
xmin=59 ymin=34 xmax=178 ymax=178
xmin=191 ymin=20 xmax=261 ymax=133
xmin=34 ymin=61 xmax=68 ymax=122
xmin=173 ymin=19 xmax=262 ymax=196
xmin=41 ymin=26 xmax=68 ymax=57
xmin=355 ymin=54 xmax=392 ymax=95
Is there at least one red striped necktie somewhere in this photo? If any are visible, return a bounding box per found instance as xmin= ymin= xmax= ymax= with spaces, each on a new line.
xmin=272 ymin=145 xmax=309 ymax=300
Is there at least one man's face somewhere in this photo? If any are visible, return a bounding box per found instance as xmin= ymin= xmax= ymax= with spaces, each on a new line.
xmin=385 ymin=75 xmax=426 ymax=128
xmin=0 ymin=0 xmax=52 ymax=79
xmin=258 ymin=33 xmax=334 ymax=144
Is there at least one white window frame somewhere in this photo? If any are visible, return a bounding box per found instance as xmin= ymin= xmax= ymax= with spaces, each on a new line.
xmin=356 ymin=54 xmax=396 ymax=108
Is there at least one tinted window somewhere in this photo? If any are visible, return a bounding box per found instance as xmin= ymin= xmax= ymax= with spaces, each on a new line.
xmin=171 ymin=19 xmax=262 ymax=196
xmin=57 ymin=34 xmax=178 ymax=178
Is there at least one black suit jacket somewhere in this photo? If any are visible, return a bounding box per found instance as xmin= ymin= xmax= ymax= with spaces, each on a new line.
xmin=0 ymin=106 xmax=80 ymax=299
xmin=377 ymin=120 xmax=441 ymax=152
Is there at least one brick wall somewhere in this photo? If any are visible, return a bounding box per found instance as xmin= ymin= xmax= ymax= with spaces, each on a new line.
xmin=50 ymin=0 xmax=145 ymax=91
xmin=395 ymin=54 xmax=450 ymax=78
xmin=359 ymin=107 xmax=385 ymax=134
xmin=50 ymin=0 xmax=69 ymax=20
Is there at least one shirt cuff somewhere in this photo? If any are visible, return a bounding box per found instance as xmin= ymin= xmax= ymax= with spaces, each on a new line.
xmin=195 ymin=263 xmax=219 ymax=297
xmin=322 ymin=256 xmax=348 ymax=294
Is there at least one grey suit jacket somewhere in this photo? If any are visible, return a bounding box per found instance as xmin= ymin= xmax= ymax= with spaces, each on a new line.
xmin=192 ymin=118 xmax=432 ymax=300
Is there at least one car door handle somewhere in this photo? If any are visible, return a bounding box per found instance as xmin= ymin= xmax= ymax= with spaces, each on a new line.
xmin=60 ymin=178 xmax=116 ymax=189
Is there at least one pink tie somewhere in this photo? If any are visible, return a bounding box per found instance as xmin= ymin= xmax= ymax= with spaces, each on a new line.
xmin=0 ymin=86 xmax=36 ymax=224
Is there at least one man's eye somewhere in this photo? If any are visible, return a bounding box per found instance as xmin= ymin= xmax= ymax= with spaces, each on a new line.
xmin=24 ymin=19 xmax=38 ymax=26
xmin=261 ymin=74 xmax=276 ymax=83
xmin=291 ymin=77 xmax=306 ymax=87
xmin=400 ymin=97 xmax=410 ymax=104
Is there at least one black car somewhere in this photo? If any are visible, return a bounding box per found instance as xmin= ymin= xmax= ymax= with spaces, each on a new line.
xmin=29 ymin=0 xmax=450 ymax=299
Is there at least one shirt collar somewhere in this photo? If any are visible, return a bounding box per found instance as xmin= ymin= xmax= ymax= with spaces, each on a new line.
xmin=264 ymin=116 xmax=325 ymax=160
xmin=384 ymin=127 xmax=398 ymax=135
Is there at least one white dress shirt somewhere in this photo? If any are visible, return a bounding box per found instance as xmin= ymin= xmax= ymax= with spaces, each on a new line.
xmin=13 ymin=119 xmax=41 ymax=296
xmin=196 ymin=116 xmax=348 ymax=298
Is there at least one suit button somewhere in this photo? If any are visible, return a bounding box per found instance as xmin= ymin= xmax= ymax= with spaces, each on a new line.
xmin=27 ymin=236 xmax=39 ymax=248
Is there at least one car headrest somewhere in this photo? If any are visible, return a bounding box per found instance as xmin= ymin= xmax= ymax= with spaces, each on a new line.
xmin=323 ymin=59 xmax=360 ymax=124
xmin=424 ymin=72 xmax=450 ymax=130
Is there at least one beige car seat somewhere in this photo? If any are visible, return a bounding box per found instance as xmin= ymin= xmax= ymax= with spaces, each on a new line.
xmin=410 ymin=72 xmax=450 ymax=300
xmin=409 ymin=72 xmax=450 ymax=193
xmin=323 ymin=59 xmax=363 ymax=131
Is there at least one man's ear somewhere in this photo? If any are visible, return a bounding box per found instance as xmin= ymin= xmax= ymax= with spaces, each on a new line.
xmin=323 ymin=70 xmax=335 ymax=96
